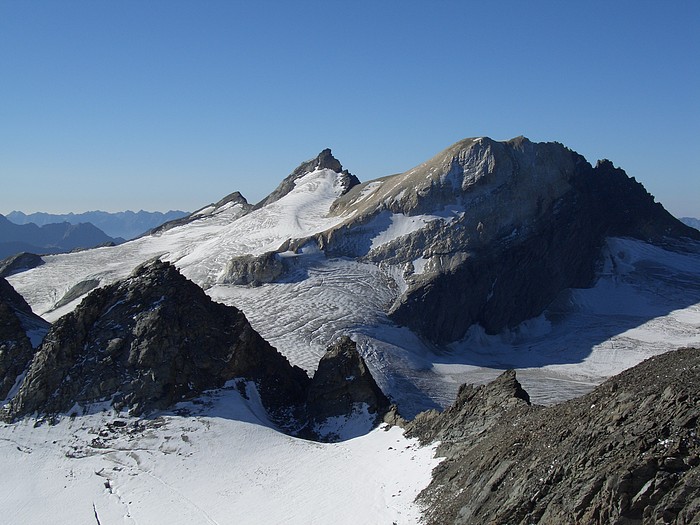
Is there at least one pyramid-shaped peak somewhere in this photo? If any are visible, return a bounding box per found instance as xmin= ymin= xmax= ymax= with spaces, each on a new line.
xmin=2 ymin=257 xmax=310 ymax=420
xmin=254 ymin=149 xmax=359 ymax=209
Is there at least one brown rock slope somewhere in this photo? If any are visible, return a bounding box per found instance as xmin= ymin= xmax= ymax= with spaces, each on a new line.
xmin=408 ymin=347 xmax=700 ymax=524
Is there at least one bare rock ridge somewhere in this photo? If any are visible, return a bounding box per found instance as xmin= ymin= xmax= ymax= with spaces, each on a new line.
xmin=253 ymin=148 xmax=360 ymax=210
xmin=0 ymin=252 xmax=44 ymax=279
xmin=1 ymin=259 xmax=311 ymax=421
xmin=409 ymin=347 xmax=700 ymax=525
xmin=311 ymin=137 xmax=699 ymax=343
xmin=0 ymin=277 xmax=49 ymax=399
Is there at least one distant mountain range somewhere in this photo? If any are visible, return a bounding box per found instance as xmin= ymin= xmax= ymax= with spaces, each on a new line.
xmin=0 ymin=214 xmax=123 ymax=260
xmin=6 ymin=209 xmax=189 ymax=240
xmin=680 ymin=216 xmax=700 ymax=230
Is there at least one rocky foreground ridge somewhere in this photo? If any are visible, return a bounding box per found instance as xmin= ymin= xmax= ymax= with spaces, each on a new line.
xmin=407 ymin=347 xmax=700 ymax=524
xmin=1 ymin=259 xmax=310 ymax=420
xmin=0 ymin=262 xmax=389 ymax=441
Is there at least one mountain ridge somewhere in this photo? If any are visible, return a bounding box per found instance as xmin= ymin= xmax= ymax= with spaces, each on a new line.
xmin=0 ymin=214 xmax=123 ymax=259
xmin=7 ymin=209 xmax=188 ymax=240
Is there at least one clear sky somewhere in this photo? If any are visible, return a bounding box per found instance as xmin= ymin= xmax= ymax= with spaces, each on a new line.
xmin=1 ymin=1 xmax=699 ymax=217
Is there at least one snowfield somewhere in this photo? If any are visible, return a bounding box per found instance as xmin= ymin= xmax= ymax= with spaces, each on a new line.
xmin=0 ymin=383 xmax=439 ymax=524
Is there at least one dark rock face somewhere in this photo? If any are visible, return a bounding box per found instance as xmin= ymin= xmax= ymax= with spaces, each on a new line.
xmin=0 ymin=263 xmax=393 ymax=441
xmin=383 ymin=140 xmax=700 ymax=342
xmin=412 ymin=347 xmax=700 ymax=525
xmin=2 ymin=259 xmax=310 ymax=420
xmin=0 ymin=278 xmax=49 ymax=399
xmin=0 ymin=252 xmax=44 ymax=278
xmin=254 ymin=149 xmax=360 ymax=210
xmin=306 ymin=336 xmax=390 ymax=426
xmin=220 ymin=251 xmax=285 ymax=286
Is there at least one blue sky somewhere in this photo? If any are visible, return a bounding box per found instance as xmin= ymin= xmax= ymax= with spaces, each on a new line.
xmin=1 ymin=1 xmax=698 ymax=217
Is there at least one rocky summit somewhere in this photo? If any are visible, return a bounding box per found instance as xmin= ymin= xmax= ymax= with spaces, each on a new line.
xmin=254 ymin=148 xmax=359 ymax=210
xmin=308 ymin=137 xmax=700 ymax=343
xmin=408 ymin=347 xmax=700 ymax=525
xmin=1 ymin=259 xmax=310 ymax=421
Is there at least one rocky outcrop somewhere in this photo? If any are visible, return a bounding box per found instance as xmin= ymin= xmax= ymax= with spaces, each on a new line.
xmin=412 ymin=347 xmax=700 ymax=525
xmin=1 ymin=259 xmax=310 ymax=420
xmin=53 ymin=278 xmax=101 ymax=309
xmin=0 ymin=278 xmax=49 ymax=400
xmin=406 ymin=369 xmax=531 ymax=445
xmin=254 ymin=149 xmax=359 ymax=210
xmin=315 ymin=137 xmax=700 ymax=343
xmin=306 ymin=336 xmax=390 ymax=426
xmin=220 ymin=251 xmax=285 ymax=286
xmin=0 ymin=252 xmax=44 ymax=278
xmin=150 ymin=192 xmax=252 ymax=234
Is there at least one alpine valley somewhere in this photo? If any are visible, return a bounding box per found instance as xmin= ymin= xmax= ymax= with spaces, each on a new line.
xmin=2 ymin=136 xmax=699 ymax=524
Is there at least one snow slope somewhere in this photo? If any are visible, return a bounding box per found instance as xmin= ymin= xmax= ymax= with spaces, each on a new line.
xmin=207 ymin=237 xmax=700 ymax=413
xmin=8 ymin=168 xmax=350 ymax=320
xmin=0 ymin=382 xmax=439 ymax=524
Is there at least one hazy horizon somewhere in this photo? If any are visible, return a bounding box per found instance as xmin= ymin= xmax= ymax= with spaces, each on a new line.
xmin=2 ymin=1 xmax=698 ymax=217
